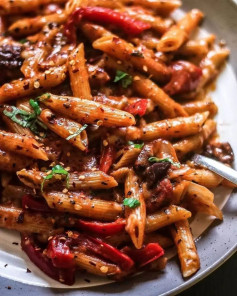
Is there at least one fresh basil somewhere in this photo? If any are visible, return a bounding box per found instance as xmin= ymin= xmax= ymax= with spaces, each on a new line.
xmin=123 ymin=198 xmax=140 ymax=208
xmin=66 ymin=124 xmax=88 ymax=140
xmin=114 ymin=70 xmax=133 ymax=88
xmin=41 ymin=165 xmax=69 ymax=191
xmin=128 ymin=141 xmax=144 ymax=149
xmin=3 ymin=103 xmax=47 ymax=137
xmin=148 ymin=157 xmax=181 ymax=168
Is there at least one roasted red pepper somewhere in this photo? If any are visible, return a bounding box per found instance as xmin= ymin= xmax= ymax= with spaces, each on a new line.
xmin=76 ymin=218 xmax=126 ymax=236
xmin=22 ymin=194 xmax=51 ymax=212
xmin=21 ymin=234 xmax=75 ymax=285
xmin=65 ymin=7 xmax=151 ymax=42
xmin=124 ymin=99 xmax=148 ymax=117
xmin=163 ymin=61 xmax=202 ymax=96
xmin=121 ymin=243 xmax=164 ymax=268
xmin=99 ymin=144 xmax=115 ymax=173
xmin=47 ymin=235 xmax=75 ymax=269
xmin=82 ymin=235 xmax=134 ymax=271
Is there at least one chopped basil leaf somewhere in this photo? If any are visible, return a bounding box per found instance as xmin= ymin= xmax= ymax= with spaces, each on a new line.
xmin=19 ymin=39 xmax=28 ymax=44
xmin=29 ymin=99 xmax=41 ymax=116
xmin=3 ymin=103 xmax=47 ymax=137
xmin=148 ymin=157 xmax=181 ymax=168
xmin=128 ymin=141 xmax=144 ymax=149
xmin=131 ymin=50 xmax=144 ymax=58
xmin=114 ymin=70 xmax=133 ymax=88
xmin=66 ymin=124 xmax=88 ymax=140
xmin=123 ymin=198 xmax=140 ymax=208
xmin=41 ymin=165 xmax=69 ymax=191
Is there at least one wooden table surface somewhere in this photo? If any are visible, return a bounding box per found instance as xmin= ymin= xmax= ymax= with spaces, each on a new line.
xmin=178 ymin=252 xmax=237 ymax=296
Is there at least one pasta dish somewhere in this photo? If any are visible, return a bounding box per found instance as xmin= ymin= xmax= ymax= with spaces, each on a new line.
xmin=0 ymin=0 xmax=234 ymax=286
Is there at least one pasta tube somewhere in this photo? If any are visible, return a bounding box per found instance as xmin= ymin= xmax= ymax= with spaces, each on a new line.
xmin=170 ymin=219 xmax=200 ymax=277
xmin=17 ymin=169 xmax=118 ymax=190
xmin=124 ymin=169 xmax=146 ymax=249
xmin=0 ymin=130 xmax=48 ymax=160
xmin=39 ymin=109 xmax=88 ymax=151
xmin=39 ymin=93 xmax=135 ymax=127
xmin=42 ymin=191 xmax=123 ymax=221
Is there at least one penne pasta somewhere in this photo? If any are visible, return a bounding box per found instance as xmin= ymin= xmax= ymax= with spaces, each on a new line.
xmin=114 ymin=147 xmax=141 ymax=170
xmin=42 ymin=191 xmax=123 ymax=221
xmin=119 ymin=6 xmax=173 ymax=35
xmin=127 ymin=112 xmax=209 ymax=141
xmin=103 ymin=56 xmax=187 ymax=118
xmin=170 ymin=219 xmax=200 ymax=277
xmin=93 ymin=35 xmax=171 ymax=83
xmin=68 ymin=43 xmax=92 ymax=99
xmin=39 ymin=109 xmax=88 ymax=151
xmin=174 ymin=119 xmax=216 ymax=159
xmin=145 ymin=205 xmax=192 ymax=233
xmin=0 ymin=0 xmax=67 ymax=15
xmin=0 ymin=149 xmax=34 ymax=172
xmin=182 ymin=169 xmax=223 ymax=188
xmin=182 ymin=99 xmax=218 ymax=116
xmin=74 ymin=251 xmax=121 ymax=276
xmin=0 ymin=205 xmax=56 ymax=235
xmin=119 ymin=0 xmax=181 ymax=15
xmin=0 ymin=66 xmax=67 ymax=103
xmin=186 ymin=182 xmax=223 ymax=220
xmin=0 ymin=130 xmax=48 ymax=160
xmin=17 ymin=169 xmax=118 ymax=190
xmin=157 ymin=9 xmax=204 ymax=52
xmin=124 ymin=169 xmax=146 ymax=249
xmin=177 ymin=35 xmax=216 ymax=58
xmin=39 ymin=93 xmax=135 ymax=127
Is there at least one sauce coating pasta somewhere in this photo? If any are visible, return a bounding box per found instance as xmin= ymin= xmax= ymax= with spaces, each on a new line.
xmin=0 ymin=0 xmax=233 ymax=286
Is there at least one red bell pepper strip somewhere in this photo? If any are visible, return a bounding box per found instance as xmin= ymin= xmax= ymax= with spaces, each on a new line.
xmin=76 ymin=218 xmax=126 ymax=236
xmin=65 ymin=7 xmax=151 ymax=42
xmin=121 ymin=243 xmax=164 ymax=268
xmin=163 ymin=61 xmax=202 ymax=96
xmin=81 ymin=235 xmax=134 ymax=271
xmin=47 ymin=235 xmax=75 ymax=269
xmin=99 ymin=144 xmax=115 ymax=173
xmin=21 ymin=234 xmax=75 ymax=285
xmin=22 ymin=194 xmax=51 ymax=212
xmin=124 ymin=99 xmax=148 ymax=117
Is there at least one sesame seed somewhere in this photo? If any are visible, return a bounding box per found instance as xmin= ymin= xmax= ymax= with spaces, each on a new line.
xmin=79 ymin=175 xmax=85 ymax=180
xmin=74 ymin=204 xmax=82 ymax=210
xmin=34 ymin=81 xmax=40 ymax=89
xmin=143 ymin=65 xmax=148 ymax=72
xmin=96 ymin=120 xmax=103 ymax=126
xmin=67 ymin=152 xmax=71 ymax=157
xmin=100 ymin=266 xmax=109 ymax=273
xmin=103 ymin=140 xmax=108 ymax=146
xmin=69 ymin=60 xmax=76 ymax=65
xmin=62 ymin=188 xmax=68 ymax=193
xmin=133 ymin=76 xmax=140 ymax=81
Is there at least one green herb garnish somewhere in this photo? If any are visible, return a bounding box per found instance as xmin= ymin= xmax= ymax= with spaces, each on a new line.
xmin=148 ymin=157 xmax=181 ymax=168
xmin=131 ymin=50 xmax=144 ymax=58
xmin=66 ymin=124 xmax=88 ymax=140
xmin=3 ymin=100 xmax=47 ymax=137
xmin=41 ymin=165 xmax=69 ymax=191
xmin=114 ymin=70 xmax=133 ymax=88
xmin=123 ymin=198 xmax=140 ymax=208
xmin=19 ymin=38 xmax=28 ymax=44
xmin=29 ymin=99 xmax=41 ymax=116
xmin=128 ymin=141 xmax=144 ymax=149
